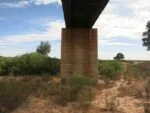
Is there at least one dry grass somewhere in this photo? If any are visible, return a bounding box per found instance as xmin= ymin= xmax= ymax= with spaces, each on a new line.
xmin=105 ymin=96 xmax=118 ymax=113
xmin=0 ymin=75 xmax=95 ymax=113
xmin=0 ymin=77 xmax=34 ymax=113
xmin=0 ymin=61 xmax=150 ymax=113
xmin=124 ymin=61 xmax=150 ymax=79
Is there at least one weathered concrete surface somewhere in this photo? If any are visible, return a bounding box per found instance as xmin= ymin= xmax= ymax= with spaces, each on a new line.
xmin=61 ymin=28 xmax=98 ymax=79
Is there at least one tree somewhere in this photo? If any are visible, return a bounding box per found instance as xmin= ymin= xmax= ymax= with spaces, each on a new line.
xmin=36 ymin=41 xmax=51 ymax=56
xmin=114 ymin=53 xmax=124 ymax=60
xmin=142 ymin=21 xmax=150 ymax=51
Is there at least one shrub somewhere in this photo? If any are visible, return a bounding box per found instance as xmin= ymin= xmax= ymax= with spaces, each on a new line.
xmin=0 ymin=80 xmax=35 ymax=113
xmin=0 ymin=53 xmax=60 ymax=76
xmin=0 ymin=58 xmax=13 ymax=75
xmin=64 ymin=74 xmax=94 ymax=101
xmin=105 ymin=96 xmax=118 ymax=112
xmin=49 ymin=58 xmax=60 ymax=75
xmin=20 ymin=52 xmax=51 ymax=75
xmin=77 ymin=86 xmax=94 ymax=110
xmin=65 ymin=74 xmax=94 ymax=90
xmin=98 ymin=61 xmax=122 ymax=79
xmin=0 ymin=75 xmax=95 ymax=112
xmin=55 ymin=74 xmax=94 ymax=107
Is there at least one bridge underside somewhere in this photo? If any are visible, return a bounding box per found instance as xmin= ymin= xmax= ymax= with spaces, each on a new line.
xmin=61 ymin=0 xmax=109 ymax=79
xmin=61 ymin=0 xmax=109 ymax=28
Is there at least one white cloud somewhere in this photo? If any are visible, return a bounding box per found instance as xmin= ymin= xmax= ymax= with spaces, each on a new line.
xmin=0 ymin=0 xmax=150 ymax=60
xmin=124 ymin=51 xmax=150 ymax=60
xmin=30 ymin=0 xmax=61 ymax=5
xmin=0 ymin=20 xmax=64 ymax=44
xmin=0 ymin=20 xmax=64 ymax=57
xmin=99 ymin=39 xmax=135 ymax=46
xmin=94 ymin=0 xmax=150 ymax=40
xmin=94 ymin=0 xmax=150 ymax=60
xmin=0 ymin=49 xmax=27 ymax=57
xmin=0 ymin=0 xmax=61 ymax=8
xmin=0 ymin=1 xmax=30 ymax=8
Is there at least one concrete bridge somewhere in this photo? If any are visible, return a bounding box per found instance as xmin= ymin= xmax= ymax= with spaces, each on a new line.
xmin=61 ymin=0 xmax=109 ymax=79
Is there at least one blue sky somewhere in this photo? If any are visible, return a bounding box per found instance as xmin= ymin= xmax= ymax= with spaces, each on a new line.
xmin=0 ymin=0 xmax=150 ymax=60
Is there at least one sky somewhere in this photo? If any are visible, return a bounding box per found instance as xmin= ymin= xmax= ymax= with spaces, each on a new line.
xmin=0 ymin=0 xmax=150 ymax=60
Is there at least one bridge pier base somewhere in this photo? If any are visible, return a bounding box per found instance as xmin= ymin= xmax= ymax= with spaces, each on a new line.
xmin=61 ymin=28 xmax=98 ymax=80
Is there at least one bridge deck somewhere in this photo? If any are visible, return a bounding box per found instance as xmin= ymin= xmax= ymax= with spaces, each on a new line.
xmin=61 ymin=0 xmax=109 ymax=28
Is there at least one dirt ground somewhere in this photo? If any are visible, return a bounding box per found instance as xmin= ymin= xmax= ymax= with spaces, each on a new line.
xmin=8 ymin=77 xmax=150 ymax=113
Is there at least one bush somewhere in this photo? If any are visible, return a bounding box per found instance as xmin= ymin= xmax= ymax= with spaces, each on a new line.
xmin=98 ymin=61 xmax=122 ymax=79
xmin=0 ymin=53 xmax=60 ymax=76
xmin=49 ymin=58 xmax=60 ymax=75
xmin=0 ymin=75 xmax=94 ymax=112
xmin=65 ymin=74 xmax=94 ymax=90
xmin=105 ymin=96 xmax=118 ymax=112
xmin=77 ymin=86 xmax=94 ymax=110
xmin=0 ymin=57 xmax=13 ymax=75
xmin=0 ymin=80 xmax=35 ymax=113
xmin=55 ymin=74 xmax=94 ymax=107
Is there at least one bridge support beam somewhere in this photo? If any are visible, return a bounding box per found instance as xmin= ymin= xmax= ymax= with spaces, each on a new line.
xmin=61 ymin=28 xmax=98 ymax=80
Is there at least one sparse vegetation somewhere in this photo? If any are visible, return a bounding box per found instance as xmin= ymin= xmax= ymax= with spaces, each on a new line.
xmin=0 ymin=64 xmax=150 ymax=113
xmin=0 ymin=43 xmax=150 ymax=113
xmin=54 ymin=74 xmax=95 ymax=107
xmin=77 ymin=86 xmax=94 ymax=110
xmin=124 ymin=61 xmax=150 ymax=79
xmin=98 ymin=61 xmax=123 ymax=79
xmin=0 ymin=75 xmax=94 ymax=112
xmin=0 ymin=77 xmax=37 ymax=113
xmin=105 ymin=96 xmax=118 ymax=113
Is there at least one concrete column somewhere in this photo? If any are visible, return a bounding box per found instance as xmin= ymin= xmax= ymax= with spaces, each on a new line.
xmin=61 ymin=28 xmax=98 ymax=80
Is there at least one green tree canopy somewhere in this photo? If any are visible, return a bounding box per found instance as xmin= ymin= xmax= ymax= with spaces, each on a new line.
xmin=142 ymin=21 xmax=150 ymax=51
xmin=114 ymin=53 xmax=124 ymax=60
xmin=36 ymin=41 xmax=51 ymax=56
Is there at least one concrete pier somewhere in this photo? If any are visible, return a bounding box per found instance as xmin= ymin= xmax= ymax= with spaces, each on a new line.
xmin=61 ymin=0 xmax=109 ymax=79
xmin=61 ymin=28 xmax=98 ymax=79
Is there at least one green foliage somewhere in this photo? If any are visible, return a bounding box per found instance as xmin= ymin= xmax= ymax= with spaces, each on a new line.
xmin=36 ymin=41 xmax=51 ymax=56
xmin=0 ymin=53 xmax=60 ymax=76
xmin=0 ymin=75 xmax=94 ymax=112
xmin=55 ymin=74 xmax=94 ymax=106
xmin=98 ymin=61 xmax=122 ymax=79
xmin=77 ymin=86 xmax=94 ymax=110
xmin=49 ymin=58 xmax=60 ymax=75
xmin=142 ymin=21 xmax=150 ymax=51
xmin=65 ymin=74 xmax=94 ymax=90
xmin=114 ymin=53 xmax=124 ymax=60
